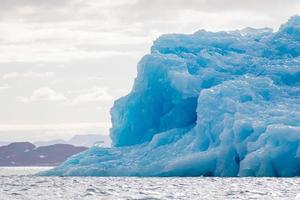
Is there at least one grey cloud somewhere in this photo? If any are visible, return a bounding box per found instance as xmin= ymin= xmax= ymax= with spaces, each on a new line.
xmin=106 ymin=0 xmax=298 ymax=29
xmin=0 ymin=0 xmax=70 ymax=11
xmin=1 ymin=0 xmax=299 ymax=25
xmin=17 ymin=87 xmax=67 ymax=103
xmin=130 ymin=0 xmax=300 ymax=13
xmin=2 ymin=71 xmax=55 ymax=80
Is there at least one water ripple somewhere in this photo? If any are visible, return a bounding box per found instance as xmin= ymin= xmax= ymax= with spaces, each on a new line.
xmin=0 ymin=168 xmax=299 ymax=200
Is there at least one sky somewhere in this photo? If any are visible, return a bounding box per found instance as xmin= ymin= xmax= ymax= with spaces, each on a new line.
xmin=0 ymin=0 xmax=299 ymax=142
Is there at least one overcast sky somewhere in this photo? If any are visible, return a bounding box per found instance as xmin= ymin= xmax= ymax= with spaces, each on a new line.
xmin=0 ymin=0 xmax=299 ymax=142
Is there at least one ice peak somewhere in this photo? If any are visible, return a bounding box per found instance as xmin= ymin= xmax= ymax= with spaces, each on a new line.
xmin=279 ymin=15 xmax=300 ymax=32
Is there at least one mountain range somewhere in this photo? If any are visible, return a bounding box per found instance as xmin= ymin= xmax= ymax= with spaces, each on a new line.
xmin=34 ymin=134 xmax=110 ymax=147
xmin=0 ymin=142 xmax=87 ymax=166
xmin=0 ymin=134 xmax=110 ymax=166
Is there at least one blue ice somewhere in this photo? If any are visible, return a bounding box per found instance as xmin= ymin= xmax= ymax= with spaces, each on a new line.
xmin=42 ymin=16 xmax=300 ymax=177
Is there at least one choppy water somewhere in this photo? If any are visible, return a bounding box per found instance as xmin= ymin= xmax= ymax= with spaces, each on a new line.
xmin=0 ymin=167 xmax=299 ymax=200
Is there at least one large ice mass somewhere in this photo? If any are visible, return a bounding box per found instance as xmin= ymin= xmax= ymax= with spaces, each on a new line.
xmin=42 ymin=16 xmax=300 ymax=177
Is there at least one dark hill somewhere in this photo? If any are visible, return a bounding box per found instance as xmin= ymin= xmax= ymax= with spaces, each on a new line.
xmin=0 ymin=142 xmax=87 ymax=166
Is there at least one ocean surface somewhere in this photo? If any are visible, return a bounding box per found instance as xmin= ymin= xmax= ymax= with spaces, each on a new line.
xmin=0 ymin=167 xmax=299 ymax=200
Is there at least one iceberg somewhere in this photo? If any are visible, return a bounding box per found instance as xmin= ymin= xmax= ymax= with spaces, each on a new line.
xmin=42 ymin=16 xmax=300 ymax=177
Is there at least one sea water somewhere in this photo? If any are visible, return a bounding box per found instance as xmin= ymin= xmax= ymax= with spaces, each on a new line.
xmin=0 ymin=167 xmax=299 ymax=199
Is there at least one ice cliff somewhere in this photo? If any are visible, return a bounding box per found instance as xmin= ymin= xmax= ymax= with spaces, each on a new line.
xmin=42 ymin=16 xmax=300 ymax=177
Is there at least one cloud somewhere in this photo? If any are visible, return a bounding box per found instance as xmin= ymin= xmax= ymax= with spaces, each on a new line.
xmin=17 ymin=87 xmax=66 ymax=103
xmin=0 ymin=85 xmax=9 ymax=91
xmin=0 ymin=0 xmax=70 ymax=16
xmin=0 ymin=122 xmax=111 ymax=141
xmin=2 ymin=72 xmax=18 ymax=79
xmin=0 ymin=122 xmax=111 ymax=132
xmin=72 ymin=87 xmax=114 ymax=104
xmin=23 ymin=71 xmax=55 ymax=78
xmin=0 ymin=0 xmax=298 ymax=63
xmin=128 ymin=0 xmax=300 ymax=13
xmin=2 ymin=71 xmax=54 ymax=79
xmin=17 ymin=87 xmax=114 ymax=104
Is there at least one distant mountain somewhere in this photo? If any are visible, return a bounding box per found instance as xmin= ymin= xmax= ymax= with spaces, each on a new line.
xmin=34 ymin=134 xmax=111 ymax=148
xmin=34 ymin=139 xmax=68 ymax=147
xmin=68 ymin=134 xmax=110 ymax=147
xmin=0 ymin=142 xmax=87 ymax=166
